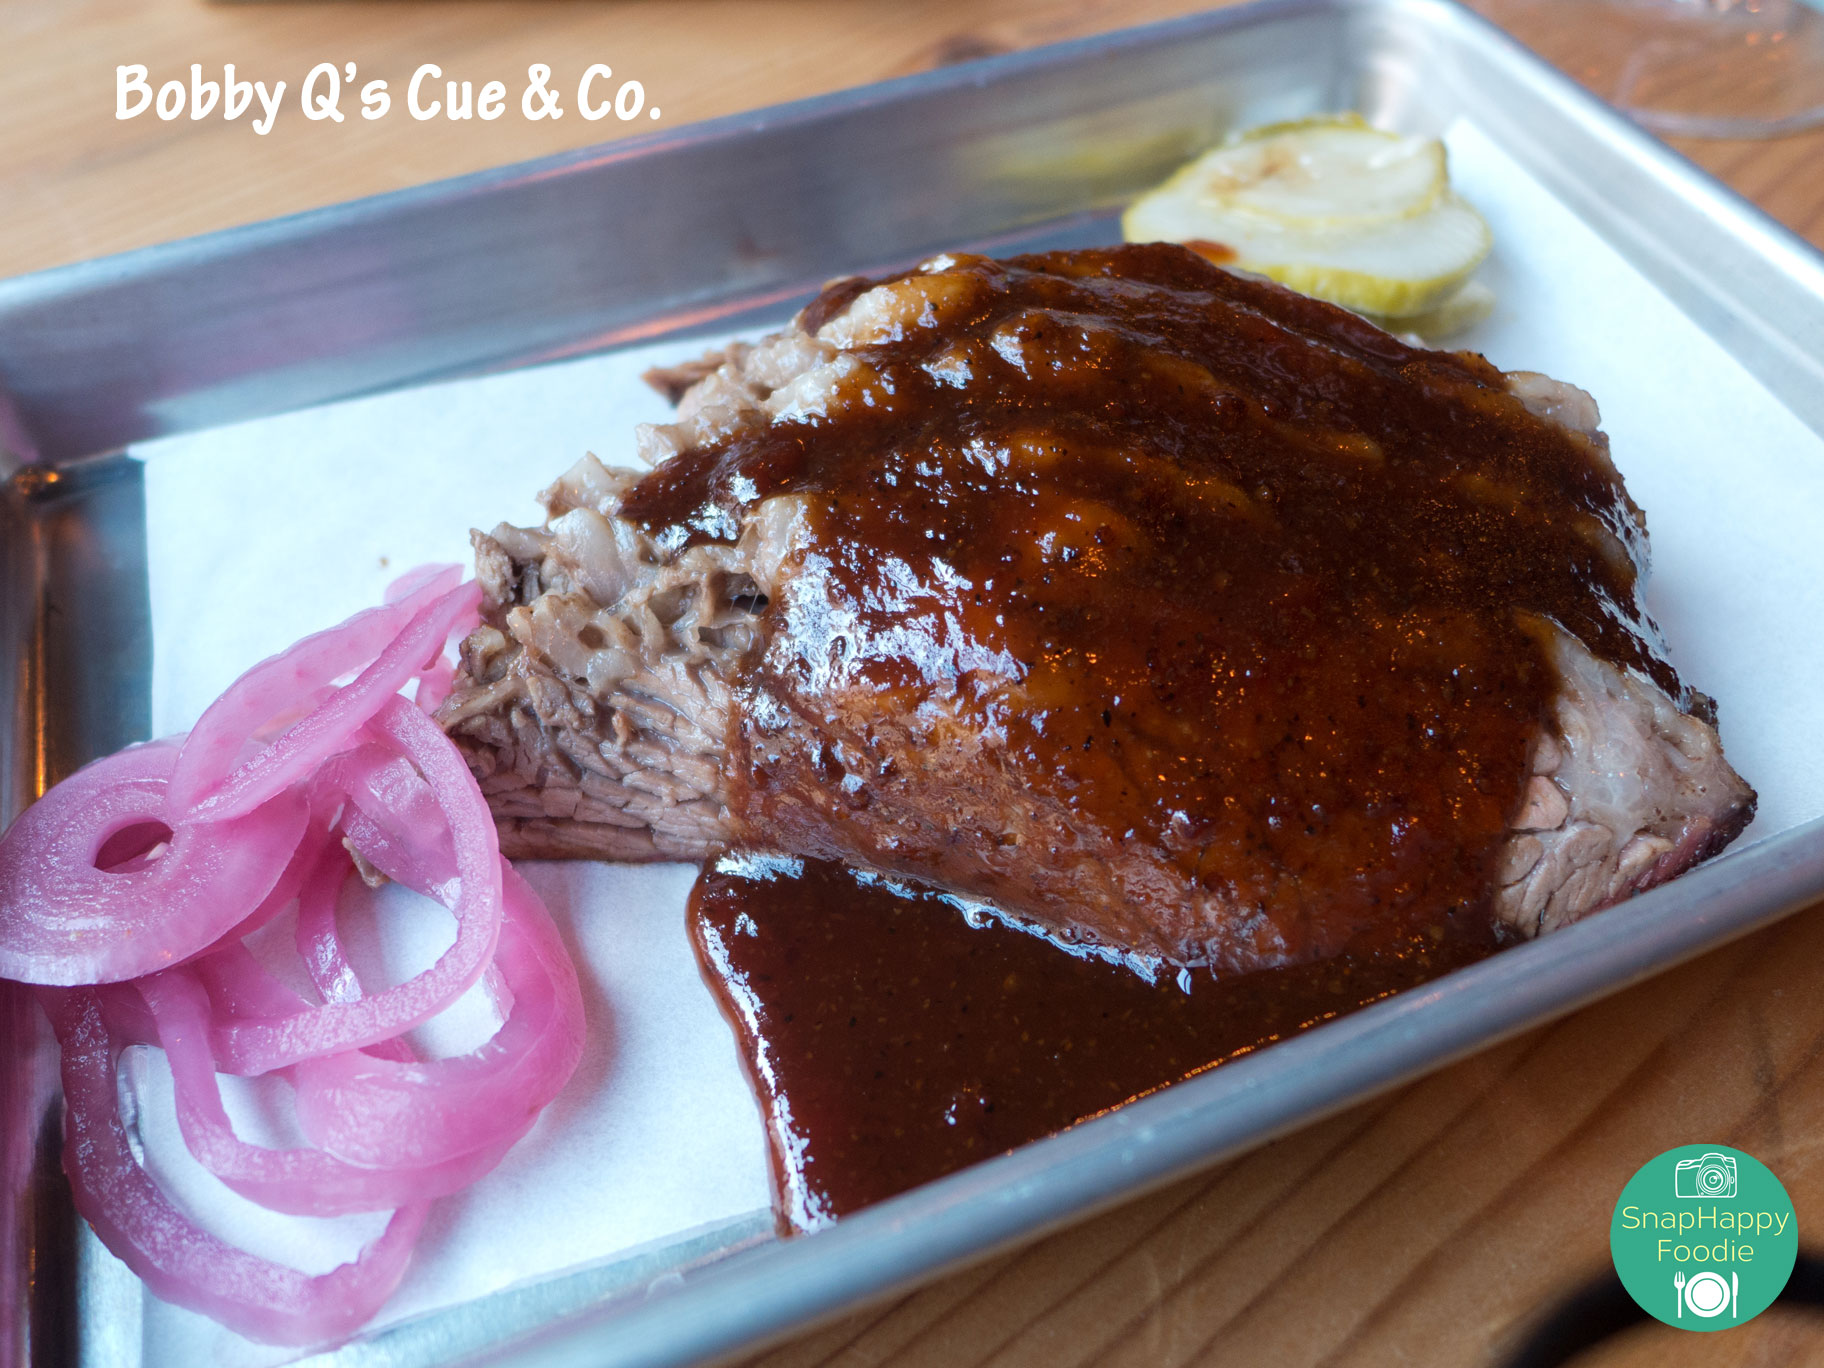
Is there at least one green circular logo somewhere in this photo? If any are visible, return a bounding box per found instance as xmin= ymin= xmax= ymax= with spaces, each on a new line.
xmin=1611 ymin=1144 xmax=1797 ymax=1329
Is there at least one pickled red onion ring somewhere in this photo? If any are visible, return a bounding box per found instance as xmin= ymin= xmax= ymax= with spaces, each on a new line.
xmin=294 ymin=862 xmax=584 ymax=1170
xmin=291 ymin=767 xmax=423 ymax=1067
xmin=42 ymin=988 xmax=429 ymax=1347
xmin=194 ymin=942 xmax=325 ymax=1022
xmin=386 ymin=563 xmax=467 ymax=713
xmin=291 ymin=885 xmax=419 ymax=1066
xmin=383 ymin=562 xmax=463 ymax=605
xmin=412 ymin=658 xmax=458 ymax=714
xmin=213 ymin=789 xmax=345 ymax=949
xmin=136 ymin=971 xmax=514 ymax=1218
xmin=206 ymin=698 xmax=502 ymax=1076
xmin=333 ymin=744 xmax=457 ymax=895
xmin=166 ymin=566 xmax=464 ymax=817
xmin=180 ymin=582 xmax=482 ymax=825
xmin=0 ymin=570 xmax=588 ymax=1347
xmin=0 ymin=745 xmax=307 ymax=986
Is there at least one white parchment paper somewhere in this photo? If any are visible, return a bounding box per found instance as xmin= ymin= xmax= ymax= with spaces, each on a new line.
xmin=120 ymin=119 xmax=1824 ymax=1364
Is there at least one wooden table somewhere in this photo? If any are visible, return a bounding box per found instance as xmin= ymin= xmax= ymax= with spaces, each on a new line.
xmin=5 ymin=3 xmax=1822 ymax=1364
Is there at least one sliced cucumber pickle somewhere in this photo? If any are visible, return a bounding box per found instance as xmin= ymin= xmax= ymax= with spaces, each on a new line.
xmin=1124 ymin=115 xmax=1492 ymax=325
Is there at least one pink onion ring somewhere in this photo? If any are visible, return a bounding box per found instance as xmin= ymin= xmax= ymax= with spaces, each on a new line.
xmin=41 ymin=988 xmax=428 ymax=1347
xmin=179 ymin=583 xmax=482 ymax=825
xmin=0 ymin=570 xmax=590 ymax=1347
xmin=193 ymin=942 xmax=325 ymax=1022
xmin=293 ymin=861 xmax=584 ymax=1169
xmin=333 ymin=743 xmax=455 ymax=894
xmin=0 ymin=745 xmax=306 ymax=986
xmin=165 ymin=566 xmax=464 ymax=817
xmin=205 ymin=698 xmax=503 ymax=1076
xmin=133 ymin=971 xmax=515 ymax=1217
xmin=211 ymin=787 xmax=349 ymax=950
xmin=412 ymin=658 xmax=458 ymax=714
xmin=383 ymin=562 xmax=463 ymax=606
xmin=386 ymin=564 xmax=467 ymax=713
xmin=291 ymin=771 xmax=432 ymax=1067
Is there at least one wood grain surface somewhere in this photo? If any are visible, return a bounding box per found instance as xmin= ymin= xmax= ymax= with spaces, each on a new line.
xmin=4 ymin=3 xmax=1822 ymax=1366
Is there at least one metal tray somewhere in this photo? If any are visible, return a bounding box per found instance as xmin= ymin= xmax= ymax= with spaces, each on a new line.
xmin=5 ymin=0 xmax=1824 ymax=1364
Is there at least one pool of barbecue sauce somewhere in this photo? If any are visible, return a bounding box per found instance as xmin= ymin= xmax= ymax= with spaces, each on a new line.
xmin=623 ymin=245 xmax=1667 ymax=1229
xmin=691 ymin=856 xmax=1503 ymax=1231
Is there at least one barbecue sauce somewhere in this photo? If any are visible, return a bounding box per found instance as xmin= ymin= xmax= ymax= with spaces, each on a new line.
xmin=691 ymin=855 xmax=1502 ymax=1231
xmin=625 ymin=245 xmax=1673 ymax=970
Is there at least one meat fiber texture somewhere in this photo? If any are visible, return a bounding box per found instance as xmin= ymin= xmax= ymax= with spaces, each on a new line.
xmin=439 ymin=254 xmax=1753 ymax=969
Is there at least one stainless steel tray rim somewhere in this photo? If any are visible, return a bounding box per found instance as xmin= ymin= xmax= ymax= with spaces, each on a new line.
xmin=0 ymin=0 xmax=1289 ymax=306
xmin=7 ymin=0 xmax=1824 ymax=465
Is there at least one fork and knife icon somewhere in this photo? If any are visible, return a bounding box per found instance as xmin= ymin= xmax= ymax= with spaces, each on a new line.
xmin=1674 ymin=1268 xmax=1739 ymax=1319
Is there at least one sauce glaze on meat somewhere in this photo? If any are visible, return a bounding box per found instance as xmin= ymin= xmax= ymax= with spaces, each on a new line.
xmin=624 ymin=245 xmax=1675 ymax=969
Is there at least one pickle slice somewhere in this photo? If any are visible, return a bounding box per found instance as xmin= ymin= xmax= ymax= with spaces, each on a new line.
xmin=1124 ymin=115 xmax=1493 ymax=321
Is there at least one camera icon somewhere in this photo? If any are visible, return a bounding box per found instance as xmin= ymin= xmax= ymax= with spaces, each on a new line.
xmin=1674 ymin=1152 xmax=1738 ymax=1200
